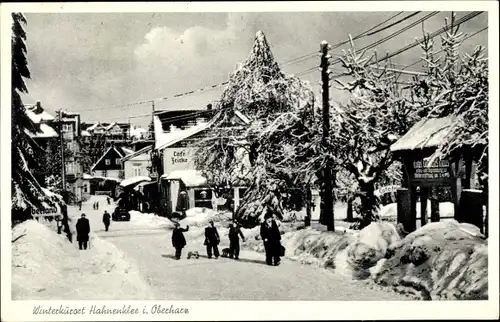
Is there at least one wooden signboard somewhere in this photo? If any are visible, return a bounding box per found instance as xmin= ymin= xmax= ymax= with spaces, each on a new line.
xmin=412 ymin=159 xmax=453 ymax=186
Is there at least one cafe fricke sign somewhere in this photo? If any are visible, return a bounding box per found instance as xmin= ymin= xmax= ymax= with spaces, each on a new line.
xmin=163 ymin=147 xmax=197 ymax=175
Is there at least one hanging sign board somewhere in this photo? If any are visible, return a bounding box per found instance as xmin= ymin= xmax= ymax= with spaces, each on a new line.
xmin=412 ymin=159 xmax=452 ymax=186
xmin=30 ymin=205 xmax=62 ymax=220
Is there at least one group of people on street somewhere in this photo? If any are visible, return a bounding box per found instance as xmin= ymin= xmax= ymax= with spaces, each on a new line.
xmin=171 ymin=211 xmax=283 ymax=266
xmin=93 ymin=201 xmax=99 ymax=210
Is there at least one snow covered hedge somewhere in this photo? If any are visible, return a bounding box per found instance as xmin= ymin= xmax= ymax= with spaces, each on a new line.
xmin=12 ymin=220 xmax=154 ymax=300
xmin=372 ymin=220 xmax=488 ymax=300
xmin=242 ymin=220 xmax=488 ymax=300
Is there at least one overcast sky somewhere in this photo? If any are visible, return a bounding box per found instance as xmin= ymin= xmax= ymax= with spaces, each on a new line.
xmin=22 ymin=11 xmax=488 ymax=127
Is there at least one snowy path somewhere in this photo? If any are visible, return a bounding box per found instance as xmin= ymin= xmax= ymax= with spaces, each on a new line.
xmin=72 ymin=196 xmax=410 ymax=301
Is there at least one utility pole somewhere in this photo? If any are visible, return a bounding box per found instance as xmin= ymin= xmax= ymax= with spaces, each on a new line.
xmin=320 ymin=40 xmax=335 ymax=232
xmin=58 ymin=109 xmax=71 ymax=241
xmin=150 ymin=100 xmax=155 ymax=140
xmin=58 ymin=109 xmax=66 ymax=197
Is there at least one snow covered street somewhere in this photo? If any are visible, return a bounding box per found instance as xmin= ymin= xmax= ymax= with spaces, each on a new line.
xmin=66 ymin=196 xmax=410 ymax=300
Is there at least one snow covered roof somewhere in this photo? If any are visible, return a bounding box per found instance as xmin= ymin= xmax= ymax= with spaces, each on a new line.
xmin=91 ymin=175 xmax=121 ymax=182
xmin=133 ymin=181 xmax=155 ymax=192
xmin=90 ymin=146 xmax=133 ymax=172
xmin=81 ymin=130 xmax=91 ymax=137
xmin=119 ymin=176 xmax=151 ymax=188
xmin=25 ymin=105 xmax=55 ymax=123
xmin=25 ymin=123 xmax=58 ymax=139
xmin=121 ymin=147 xmax=135 ymax=155
xmin=130 ymin=126 xmax=147 ymax=139
xmin=121 ymin=145 xmax=153 ymax=162
xmin=105 ymin=122 xmax=118 ymax=131
xmin=87 ymin=123 xmax=100 ymax=131
xmin=82 ymin=173 xmax=94 ymax=180
xmin=154 ymin=112 xmax=221 ymax=151
xmin=390 ymin=116 xmax=457 ymax=152
xmin=161 ymin=170 xmax=207 ymax=188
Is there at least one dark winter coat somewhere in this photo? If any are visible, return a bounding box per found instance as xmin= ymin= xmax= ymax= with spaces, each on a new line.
xmin=76 ymin=218 xmax=90 ymax=242
xmin=103 ymin=212 xmax=111 ymax=224
xmin=204 ymin=226 xmax=220 ymax=245
xmin=172 ymin=226 xmax=189 ymax=249
xmin=229 ymin=225 xmax=245 ymax=241
xmin=260 ymin=220 xmax=281 ymax=243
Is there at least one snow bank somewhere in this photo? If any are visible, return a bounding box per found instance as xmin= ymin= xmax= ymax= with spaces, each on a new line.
xmin=129 ymin=210 xmax=173 ymax=229
xmin=372 ymin=220 xmax=488 ymax=300
xmin=181 ymin=208 xmax=231 ymax=227
xmin=241 ymin=220 xmax=488 ymax=300
xmin=378 ymin=201 xmax=454 ymax=220
xmin=12 ymin=220 xmax=154 ymax=300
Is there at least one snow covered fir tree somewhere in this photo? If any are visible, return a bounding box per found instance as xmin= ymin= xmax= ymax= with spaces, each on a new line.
xmin=195 ymin=30 xmax=318 ymax=227
xmin=11 ymin=13 xmax=65 ymax=226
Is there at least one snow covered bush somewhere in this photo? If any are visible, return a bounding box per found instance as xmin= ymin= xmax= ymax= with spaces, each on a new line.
xmin=372 ymin=220 xmax=488 ymax=300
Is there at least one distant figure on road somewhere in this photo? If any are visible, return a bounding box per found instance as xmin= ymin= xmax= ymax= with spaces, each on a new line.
xmin=204 ymin=220 xmax=220 ymax=259
xmin=93 ymin=202 xmax=96 ymax=210
xmin=260 ymin=212 xmax=282 ymax=266
xmin=172 ymin=222 xmax=189 ymax=260
xmin=228 ymin=220 xmax=245 ymax=260
xmin=96 ymin=201 xmax=99 ymax=210
xmin=102 ymin=210 xmax=111 ymax=232
xmin=76 ymin=214 xmax=90 ymax=250
xmin=78 ymin=200 xmax=82 ymax=211
xmin=107 ymin=197 xmax=111 ymax=205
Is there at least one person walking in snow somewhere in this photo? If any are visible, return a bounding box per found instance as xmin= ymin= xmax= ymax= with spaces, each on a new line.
xmin=96 ymin=201 xmax=99 ymax=210
xmin=172 ymin=222 xmax=189 ymax=260
xmin=260 ymin=211 xmax=282 ymax=266
xmin=204 ymin=220 xmax=220 ymax=259
xmin=107 ymin=196 xmax=111 ymax=205
xmin=228 ymin=220 xmax=245 ymax=260
xmin=76 ymin=214 xmax=91 ymax=250
xmin=78 ymin=200 xmax=82 ymax=211
xmin=102 ymin=210 xmax=111 ymax=232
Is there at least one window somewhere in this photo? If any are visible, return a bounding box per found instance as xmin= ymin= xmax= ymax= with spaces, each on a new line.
xmin=105 ymin=159 xmax=111 ymax=166
xmin=102 ymin=170 xmax=107 ymax=177
xmin=133 ymin=167 xmax=141 ymax=177
xmin=83 ymin=185 xmax=88 ymax=193
xmin=115 ymin=158 xmax=121 ymax=165
xmin=62 ymin=124 xmax=72 ymax=132
xmin=65 ymin=162 xmax=75 ymax=174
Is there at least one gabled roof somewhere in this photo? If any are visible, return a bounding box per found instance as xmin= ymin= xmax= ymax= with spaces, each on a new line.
xmin=105 ymin=122 xmax=118 ymax=131
xmin=390 ymin=116 xmax=457 ymax=152
xmin=90 ymin=145 xmax=134 ymax=171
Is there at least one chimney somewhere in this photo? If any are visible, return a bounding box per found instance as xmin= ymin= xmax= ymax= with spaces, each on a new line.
xmin=36 ymin=101 xmax=41 ymax=109
xmin=207 ymin=103 xmax=213 ymax=111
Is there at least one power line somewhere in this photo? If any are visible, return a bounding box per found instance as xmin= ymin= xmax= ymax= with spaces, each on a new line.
xmin=403 ymin=26 xmax=488 ymax=70
xmin=280 ymin=11 xmax=407 ymax=67
xmin=70 ymin=11 xmax=481 ymax=116
xmin=71 ymin=12 xmax=414 ymax=114
xmin=329 ymin=11 xmax=485 ymax=80
xmin=373 ymin=11 xmax=484 ymax=66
